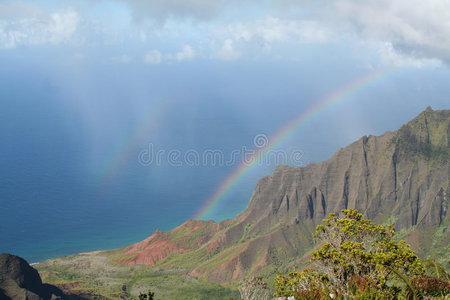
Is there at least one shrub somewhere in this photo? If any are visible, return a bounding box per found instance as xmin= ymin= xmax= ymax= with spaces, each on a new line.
xmin=138 ymin=290 xmax=155 ymax=300
xmin=275 ymin=209 xmax=426 ymax=299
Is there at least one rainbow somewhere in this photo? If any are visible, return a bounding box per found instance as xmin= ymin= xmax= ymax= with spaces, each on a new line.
xmin=194 ymin=68 xmax=392 ymax=220
xmin=95 ymin=100 xmax=172 ymax=187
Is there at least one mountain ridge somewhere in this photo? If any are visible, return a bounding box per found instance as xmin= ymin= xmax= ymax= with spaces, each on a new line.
xmin=98 ymin=107 xmax=449 ymax=283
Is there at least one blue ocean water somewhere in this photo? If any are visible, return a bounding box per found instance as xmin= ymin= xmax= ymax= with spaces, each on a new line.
xmin=0 ymin=85 xmax=254 ymax=262
xmin=0 ymin=82 xmax=257 ymax=262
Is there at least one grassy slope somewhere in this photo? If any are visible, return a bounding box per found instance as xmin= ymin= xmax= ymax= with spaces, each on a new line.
xmin=36 ymin=253 xmax=239 ymax=300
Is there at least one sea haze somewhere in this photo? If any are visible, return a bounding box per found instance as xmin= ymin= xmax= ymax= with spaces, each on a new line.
xmin=1 ymin=49 xmax=450 ymax=263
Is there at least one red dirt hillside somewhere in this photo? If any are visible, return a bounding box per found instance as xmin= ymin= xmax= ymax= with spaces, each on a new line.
xmin=115 ymin=219 xmax=231 ymax=266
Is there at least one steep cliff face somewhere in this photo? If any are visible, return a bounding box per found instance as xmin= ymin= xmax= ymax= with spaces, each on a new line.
xmin=240 ymin=107 xmax=449 ymax=230
xmin=103 ymin=108 xmax=450 ymax=283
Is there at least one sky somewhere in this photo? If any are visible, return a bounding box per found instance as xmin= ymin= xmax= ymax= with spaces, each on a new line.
xmin=1 ymin=0 xmax=450 ymax=66
xmin=1 ymin=0 xmax=450 ymax=261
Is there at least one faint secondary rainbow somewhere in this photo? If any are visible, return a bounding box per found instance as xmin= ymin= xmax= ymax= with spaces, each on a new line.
xmin=194 ymin=68 xmax=392 ymax=220
xmin=95 ymin=100 xmax=172 ymax=188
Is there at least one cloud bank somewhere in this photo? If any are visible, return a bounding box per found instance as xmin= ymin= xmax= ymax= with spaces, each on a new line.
xmin=334 ymin=0 xmax=450 ymax=64
xmin=0 ymin=4 xmax=81 ymax=49
xmin=1 ymin=0 xmax=450 ymax=66
xmin=117 ymin=0 xmax=450 ymax=64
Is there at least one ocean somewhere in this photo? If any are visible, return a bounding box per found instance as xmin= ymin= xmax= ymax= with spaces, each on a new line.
xmin=0 ymin=91 xmax=257 ymax=263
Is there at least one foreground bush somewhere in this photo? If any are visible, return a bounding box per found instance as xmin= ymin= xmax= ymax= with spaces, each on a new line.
xmin=275 ymin=209 xmax=450 ymax=299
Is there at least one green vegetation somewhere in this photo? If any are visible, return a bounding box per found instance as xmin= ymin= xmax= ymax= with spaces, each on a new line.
xmin=427 ymin=221 xmax=450 ymax=268
xmin=274 ymin=209 xmax=450 ymax=299
xmin=36 ymin=254 xmax=239 ymax=300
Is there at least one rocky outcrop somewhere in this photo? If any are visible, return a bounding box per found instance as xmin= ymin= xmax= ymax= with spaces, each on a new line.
xmin=0 ymin=253 xmax=87 ymax=300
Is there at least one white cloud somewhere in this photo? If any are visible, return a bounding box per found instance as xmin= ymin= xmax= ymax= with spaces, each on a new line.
xmin=216 ymin=39 xmax=240 ymax=60
xmin=237 ymin=0 xmax=450 ymax=65
xmin=209 ymin=17 xmax=330 ymax=61
xmin=377 ymin=42 xmax=442 ymax=68
xmin=144 ymin=50 xmax=163 ymax=64
xmin=175 ymin=44 xmax=195 ymax=61
xmin=115 ymin=0 xmax=450 ymax=65
xmin=0 ymin=6 xmax=81 ymax=49
xmin=47 ymin=9 xmax=81 ymax=44
xmin=2 ymin=0 xmax=449 ymax=66
xmin=334 ymin=0 xmax=450 ymax=63
xmin=226 ymin=17 xmax=331 ymax=44
xmin=144 ymin=45 xmax=196 ymax=64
